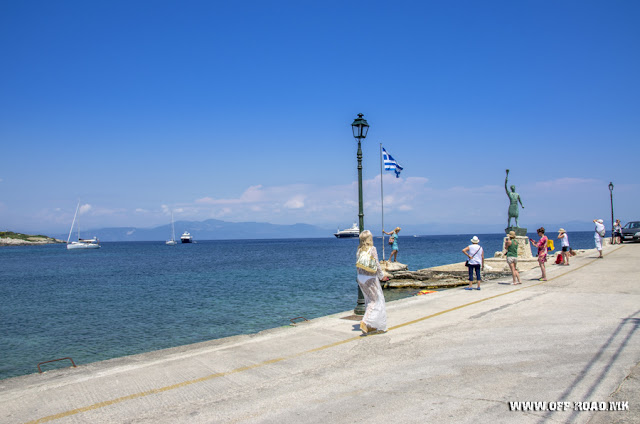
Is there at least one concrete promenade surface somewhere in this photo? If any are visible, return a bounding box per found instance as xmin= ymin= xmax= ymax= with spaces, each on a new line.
xmin=2 ymin=244 xmax=639 ymax=424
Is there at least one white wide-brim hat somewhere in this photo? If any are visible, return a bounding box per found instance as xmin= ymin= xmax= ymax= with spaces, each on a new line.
xmin=471 ymin=236 xmax=480 ymax=244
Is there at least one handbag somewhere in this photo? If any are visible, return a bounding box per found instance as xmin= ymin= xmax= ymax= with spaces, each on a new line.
xmin=356 ymin=248 xmax=378 ymax=274
xmin=388 ymin=236 xmax=395 ymax=245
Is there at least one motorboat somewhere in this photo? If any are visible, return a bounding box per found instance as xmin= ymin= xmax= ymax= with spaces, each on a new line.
xmin=334 ymin=223 xmax=360 ymax=238
xmin=180 ymin=231 xmax=193 ymax=243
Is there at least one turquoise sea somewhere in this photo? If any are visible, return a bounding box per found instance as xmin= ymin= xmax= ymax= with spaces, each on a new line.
xmin=0 ymin=231 xmax=599 ymax=380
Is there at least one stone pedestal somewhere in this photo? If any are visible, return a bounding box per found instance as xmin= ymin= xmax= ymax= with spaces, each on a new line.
xmin=501 ymin=235 xmax=533 ymax=258
xmin=505 ymin=226 xmax=527 ymax=237
xmin=495 ymin=234 xmax=532 ymax=259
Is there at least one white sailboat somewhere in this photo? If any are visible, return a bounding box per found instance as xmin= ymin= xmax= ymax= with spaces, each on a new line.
xmin=166 ymin=211 xmax=177 ymax=245
xmin=66 ymin=202 xmax=100 ymax=250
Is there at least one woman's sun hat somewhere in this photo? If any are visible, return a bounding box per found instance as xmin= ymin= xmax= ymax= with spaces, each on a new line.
xmin=471 ymin=236 xmax=480 ymax=244
xmin=508 ymin=231 xmax=516 ymax=239
xmin=558 ymin=228 xmax=566 ymax=234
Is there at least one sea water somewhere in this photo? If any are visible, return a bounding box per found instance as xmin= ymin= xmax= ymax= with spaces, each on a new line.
xmin=0 ymin=231 xmax=599 ymax=380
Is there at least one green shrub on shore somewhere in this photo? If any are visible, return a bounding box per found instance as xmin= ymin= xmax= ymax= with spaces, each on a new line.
xmin=0 ymin=231 xmax=57 ymax=241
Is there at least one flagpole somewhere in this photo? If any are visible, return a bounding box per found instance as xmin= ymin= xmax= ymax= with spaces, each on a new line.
xmin=380 ymin=143 xmax=385 ymax=261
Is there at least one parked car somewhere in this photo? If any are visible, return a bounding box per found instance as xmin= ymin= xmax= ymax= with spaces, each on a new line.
xmin=621 ymin=221 xmax=640 ymax=242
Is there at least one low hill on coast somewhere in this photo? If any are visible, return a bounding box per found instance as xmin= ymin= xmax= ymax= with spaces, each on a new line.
xmin=51 ymin=219 xmax=334 ymax=242
xmin=0 ymin=231 xmax=64 ymax=246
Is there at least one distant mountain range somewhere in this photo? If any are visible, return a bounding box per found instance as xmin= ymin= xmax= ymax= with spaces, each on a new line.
xmin=51 ymin=218 xmax=602 ymax=242
xmin=55 ymin=219 xmax=335 ymax=242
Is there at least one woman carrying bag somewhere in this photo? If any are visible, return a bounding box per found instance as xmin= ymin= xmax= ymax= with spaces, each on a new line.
xmin=462 ymin=236 xmax=484 ymax=290
xmin=383 ymin=227 xmax=401 ymax=262
xmin=356 ymin=230 xmax=389 ymax=335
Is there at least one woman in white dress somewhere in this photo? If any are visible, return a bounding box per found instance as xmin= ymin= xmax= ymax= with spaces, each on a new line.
xmin=593 ymin=219 xmax=605 ymax=258
xmin=355 ymin=230 xmax=389 ymax=334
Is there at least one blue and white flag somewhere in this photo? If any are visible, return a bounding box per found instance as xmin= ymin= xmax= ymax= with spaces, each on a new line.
xmin=382 ymin=147 xmax=403 ymax=178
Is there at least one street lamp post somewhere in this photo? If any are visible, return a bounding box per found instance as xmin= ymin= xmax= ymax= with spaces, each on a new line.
xmin=609 ymin=182 xmax=614 ymax=244
xmin=352 ymin=113 xmax=369 ymax=316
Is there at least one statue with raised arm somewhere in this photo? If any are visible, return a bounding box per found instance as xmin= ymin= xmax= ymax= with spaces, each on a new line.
xmin=505 ymin=169 xmax=524 ymax=228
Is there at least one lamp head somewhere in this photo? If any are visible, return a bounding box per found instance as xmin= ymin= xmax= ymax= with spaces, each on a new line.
xmin=351 ymin=113 xmax=369 ymax=140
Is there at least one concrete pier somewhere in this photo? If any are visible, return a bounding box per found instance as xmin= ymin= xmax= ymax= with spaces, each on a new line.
xmin=1 ymin=243 xmax=639 ymax=423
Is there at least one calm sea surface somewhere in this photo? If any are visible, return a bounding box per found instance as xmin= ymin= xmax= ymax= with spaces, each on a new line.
xmin=0 ymin=231 xmax=598 ymax=380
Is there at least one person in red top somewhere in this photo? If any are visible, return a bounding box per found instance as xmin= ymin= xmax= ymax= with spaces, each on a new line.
xmin=530 ymin=227 xmax=548 ymax=281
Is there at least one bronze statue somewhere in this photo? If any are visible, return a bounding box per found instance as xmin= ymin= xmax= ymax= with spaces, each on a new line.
xmin=505 ymin=169 xmax=524 ymax=228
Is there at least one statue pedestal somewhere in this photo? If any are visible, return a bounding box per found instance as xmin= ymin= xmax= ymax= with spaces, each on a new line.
xmin=505 ymin=226 xmax=527 ymax=237
xmin=502 ymin=235 xmax=533 ymax=259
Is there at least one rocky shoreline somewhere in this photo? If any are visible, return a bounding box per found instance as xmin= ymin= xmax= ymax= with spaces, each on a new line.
xmin=0 ymin=237 xmax=65 ymax=246
xmin=379 ymin=246 xmax=594 ymax=289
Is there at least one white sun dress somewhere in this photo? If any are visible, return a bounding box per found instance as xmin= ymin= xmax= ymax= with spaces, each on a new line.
xmin=356 ymin=246 xmax=388 ymax=332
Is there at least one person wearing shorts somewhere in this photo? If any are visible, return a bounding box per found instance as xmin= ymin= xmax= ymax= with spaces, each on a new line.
xmin=505 ymin=230 xmax=521 ymax=284
xmin=530 ymin=227 xmax=548 ymax=281
xmin=557 ymin=228 xmax=570 ymax=265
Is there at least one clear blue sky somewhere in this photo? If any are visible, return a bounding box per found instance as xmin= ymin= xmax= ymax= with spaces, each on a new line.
xmin=1 ymin=1 xmax=638 ymax=235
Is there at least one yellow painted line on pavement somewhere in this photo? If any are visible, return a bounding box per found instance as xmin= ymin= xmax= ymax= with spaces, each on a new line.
xmin=26 ymin=246 xmax=624 ymax=424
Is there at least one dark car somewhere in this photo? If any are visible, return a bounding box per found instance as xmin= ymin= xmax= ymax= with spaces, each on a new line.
xmin=621 ymin=221 xmax=640 ymax=242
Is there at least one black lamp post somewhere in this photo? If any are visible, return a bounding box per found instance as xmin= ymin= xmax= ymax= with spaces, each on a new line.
xmin=609 ymin=182 xmax=614 ymax=244
xmin=351 ymin=113 xmax=369 ymax=316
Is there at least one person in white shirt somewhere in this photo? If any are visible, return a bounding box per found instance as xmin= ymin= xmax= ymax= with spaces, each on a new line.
xmin=557 ymin=228 xmax=570 ymax=265
xmin=614 ymin=219 xmax=622 ymax=244
xmin=462 ymin=236 xmax=484 ymax=290
xmin=593 ymin=219 xmax=605 ymax=258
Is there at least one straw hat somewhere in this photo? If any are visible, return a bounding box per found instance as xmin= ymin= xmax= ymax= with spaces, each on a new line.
xmin=594 ymin=219 xmax=603 ymax=224
xmin=471 ymin=236 xmax=480 ymax=244
xmin=558 ymin=228 xmax=566 ymax=234
xmin=508 ymin=231 xmax=516 ymax=239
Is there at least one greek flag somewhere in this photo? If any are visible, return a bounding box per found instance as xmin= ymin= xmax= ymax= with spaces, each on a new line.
xmin=382 ymin=147 xmax=403 ymax=178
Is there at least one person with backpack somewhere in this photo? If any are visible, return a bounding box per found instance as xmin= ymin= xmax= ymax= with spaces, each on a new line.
xmin=594 ymin=219 xmax=606 ymax=258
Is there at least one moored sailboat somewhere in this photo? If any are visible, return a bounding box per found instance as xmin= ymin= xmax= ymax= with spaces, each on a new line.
xmin=66 ymin=202 xmax=100 ymax=250
xmin=166 ymin=211 xmax=177 ymax=245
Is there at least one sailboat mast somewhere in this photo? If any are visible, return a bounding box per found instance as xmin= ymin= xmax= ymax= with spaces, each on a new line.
xmin=67 ymin=202 xmax=80 ymax=244
xmin=171 ymin=211 xmax=175 ymax=241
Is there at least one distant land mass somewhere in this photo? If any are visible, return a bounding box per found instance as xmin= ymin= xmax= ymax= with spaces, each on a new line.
xmin=49 ymin=219 xmax=602 ymax=242
xmin=54 ymin=219 xmax=335 ymax=242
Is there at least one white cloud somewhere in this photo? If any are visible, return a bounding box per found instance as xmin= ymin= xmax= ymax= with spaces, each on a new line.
xmin=79 ymin=204 xmax=92 ymax=215
xmin=284 ymin=196 xmax=305 ymax=209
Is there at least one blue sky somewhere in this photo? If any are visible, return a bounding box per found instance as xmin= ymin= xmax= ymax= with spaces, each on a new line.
xmin=1 ymin=1 xmax=638 ymax=235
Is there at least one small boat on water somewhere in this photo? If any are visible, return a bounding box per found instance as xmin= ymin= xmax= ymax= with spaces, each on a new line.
xmin=180 ymin=231 xmax=193 ymax=243
xmin=166 ymin=212 xmax=177 ymax=245
xmin=334 ymin=223 xmax=360 ymax=238
xmin=66 ymin=201 xmax=100 ymax=250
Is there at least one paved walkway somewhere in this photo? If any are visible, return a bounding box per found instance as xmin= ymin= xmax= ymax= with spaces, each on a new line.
xmin=2 ymin=244 xmax=639 ymax=424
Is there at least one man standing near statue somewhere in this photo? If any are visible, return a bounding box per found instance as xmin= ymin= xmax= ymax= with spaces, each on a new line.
xmin=505 ymin=169 xmax=524 ymax=228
